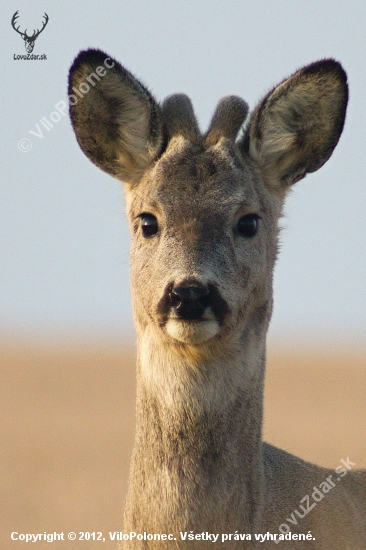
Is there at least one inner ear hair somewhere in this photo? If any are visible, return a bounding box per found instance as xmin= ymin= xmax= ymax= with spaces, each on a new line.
xmin=239 ymin=59 xmax=348 ymax=186
xmin=68 ymin=48 xmax=165 ymax=185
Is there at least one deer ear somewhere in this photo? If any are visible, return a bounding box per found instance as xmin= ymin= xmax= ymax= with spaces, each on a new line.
xmin=240 ymin=60 xmax=348 ymax=187
xmin=68 ymin=49 xmax=165 ymax=185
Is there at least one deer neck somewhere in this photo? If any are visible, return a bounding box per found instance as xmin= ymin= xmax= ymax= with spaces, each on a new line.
xmin=124 ymin=319 xmax=267 ymax=538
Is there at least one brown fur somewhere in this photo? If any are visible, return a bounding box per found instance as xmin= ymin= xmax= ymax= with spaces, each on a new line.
xmin=69 ymin=50 xmax=365 ymax=548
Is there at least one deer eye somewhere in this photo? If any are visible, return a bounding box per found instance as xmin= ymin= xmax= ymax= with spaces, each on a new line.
xmin=237 ymin=214 xmax=259 ymax=238
xmin=140 ymin=213 xmax=158 ymax=238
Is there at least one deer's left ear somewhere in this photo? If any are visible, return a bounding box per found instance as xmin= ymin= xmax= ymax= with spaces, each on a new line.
xmin=68 ymin=49 xmax=165 ymax=185
xmin=240 ymin=60 xmax=348 ymax=187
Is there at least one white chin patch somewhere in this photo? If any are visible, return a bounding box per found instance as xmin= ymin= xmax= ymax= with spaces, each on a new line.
xmin=165 ymin=319 xmax=219 ymax=344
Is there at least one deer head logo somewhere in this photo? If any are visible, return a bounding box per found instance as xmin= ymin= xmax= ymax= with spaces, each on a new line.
xmin=11 ymin=11 xmax=49 ymax=53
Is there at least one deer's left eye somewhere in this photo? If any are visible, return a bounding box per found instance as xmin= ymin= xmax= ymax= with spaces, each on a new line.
xmin=140 ymin=213 xmax=158 ymax=238
xmin=237 ymin=214 xmax=259 ymax=238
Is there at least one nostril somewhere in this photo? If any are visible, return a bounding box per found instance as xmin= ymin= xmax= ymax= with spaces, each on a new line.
xmin=170 ymin=288 xmax=183 ymax=309
xmin=171 ymin=286 xmax=210 ymax=305
xmin=170 ymin=285 xmax=211 ymax=319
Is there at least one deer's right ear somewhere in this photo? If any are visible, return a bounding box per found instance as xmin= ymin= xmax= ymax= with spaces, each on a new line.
xmin=68 ymin=49 xmax=165 ymax=185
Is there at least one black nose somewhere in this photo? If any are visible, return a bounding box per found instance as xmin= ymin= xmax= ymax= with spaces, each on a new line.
xmin=170 ymin=285 xmax=211 ymax=320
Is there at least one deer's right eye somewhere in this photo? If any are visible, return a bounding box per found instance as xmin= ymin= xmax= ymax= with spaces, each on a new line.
xmin=140 ymin=214 xmax=158 ymax=238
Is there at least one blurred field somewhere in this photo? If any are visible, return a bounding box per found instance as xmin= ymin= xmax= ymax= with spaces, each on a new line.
xmin=1 ymin=339 xmax=365 ymax=549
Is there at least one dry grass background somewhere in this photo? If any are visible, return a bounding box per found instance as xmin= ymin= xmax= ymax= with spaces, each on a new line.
xmin=1 ymin=339 xmax=365 ymax=549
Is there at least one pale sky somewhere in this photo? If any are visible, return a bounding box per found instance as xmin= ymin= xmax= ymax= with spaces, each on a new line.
xmin=2 ymin=0 xmax=365 ymax=344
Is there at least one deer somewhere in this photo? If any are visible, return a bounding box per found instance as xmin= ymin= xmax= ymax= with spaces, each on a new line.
xmin=68 ymin=49 xmax=366 ymax=548
xmin=11 ymin=11 xmax=48 ymax=53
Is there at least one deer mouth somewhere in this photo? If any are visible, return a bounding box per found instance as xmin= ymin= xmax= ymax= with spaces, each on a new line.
xmin=165 ymin=317 xmax=220 ymax=344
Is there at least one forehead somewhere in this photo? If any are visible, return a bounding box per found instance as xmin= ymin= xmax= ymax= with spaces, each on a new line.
xmin=137 ymin=136 xmax=262 ymax=212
